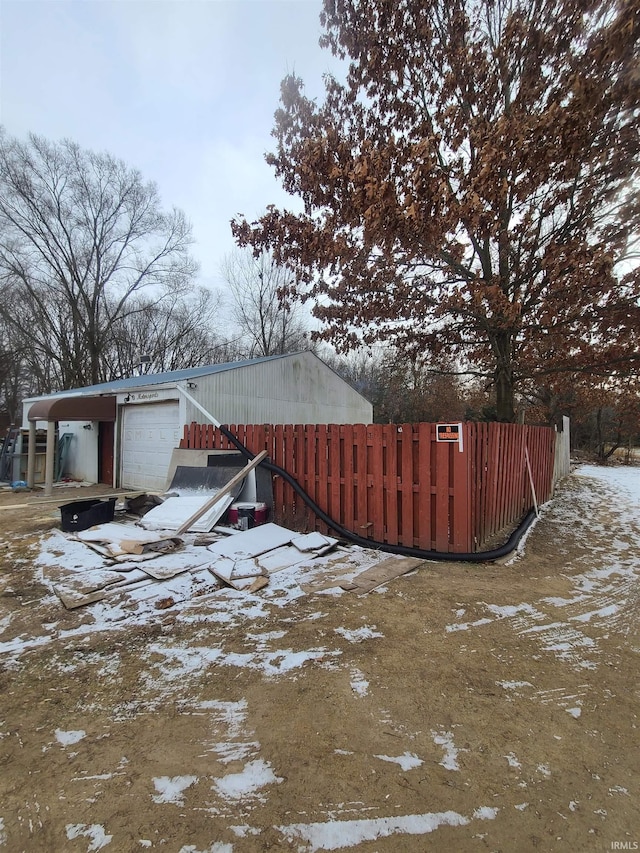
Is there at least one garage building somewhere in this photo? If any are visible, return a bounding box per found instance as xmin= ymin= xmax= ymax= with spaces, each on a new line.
xmin=20 ymin=351 xmax=373 ymax=494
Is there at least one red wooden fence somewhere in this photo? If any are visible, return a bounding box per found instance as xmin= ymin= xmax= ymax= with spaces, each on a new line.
xmin=469 ymin=422 xmax=556 ymax=549
xmin=179 ymin=421 xmax=557 ymax=553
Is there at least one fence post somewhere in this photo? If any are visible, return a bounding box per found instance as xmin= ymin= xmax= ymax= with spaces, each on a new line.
xmin=450 ymin=422 xmax=473 ymax=551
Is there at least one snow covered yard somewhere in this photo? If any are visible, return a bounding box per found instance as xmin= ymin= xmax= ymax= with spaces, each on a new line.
xmin=0 ymin=464 xmax=638 ymax=852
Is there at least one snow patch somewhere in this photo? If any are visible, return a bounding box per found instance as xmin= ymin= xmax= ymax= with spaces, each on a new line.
xmin=473 ymin=807 xmax=499 ymax=820
xmin=213 ymin=759 xmax=282 ymax=801
xmin=277 ymin=807 xmax=498 ymax=851
xmin=334 ymin=625 xmax=383 ymax=643
xmin=374 ymin=752 xmax=423 ymax=771
xmin=431 ymin=731 xmax=465 ymax=771
xmin=65 ymin=824 xmax=112 ymax=850
xmin=152 ymin=775 xmax=198 ymax=805
xmin=505 ymin=753 xmax=521 ymax=768
xmin=445 ymin=618 xmax=493 ymax=633
xmin=231 ymin=824 xmax=262 ymax=837
xmin=55 ymin=729 xmax=86 ymax=746
xmin=349 ymin=669 xmax=369 ymax=696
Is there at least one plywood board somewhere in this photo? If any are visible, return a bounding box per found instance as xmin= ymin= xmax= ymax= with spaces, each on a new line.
xmin=206 ymin=523 xmax=294 ymax=559
xmin=138 ymin=551 xmax=212 ymax=580
xmin=138 ymin=494 xmax=234 ymax=533
xmin=53 ymin=569 xmax=125 ymax=595
xmin=208 ymin=556 xmax=263 ymax=582
xmin=247 ymin=576 xmax=269 ymax=593
xmin=116 ymin=537 xmax=181 ymax=556
xmin=291 ymin=533 xmax=338 ymax=552
xmin=257 ymin=545 xmax=307 ymax=574
xmin=55 ymin=586 xmax=109 ymax=609
xmin=111 ymin=551 xmax=167 ymax=563
xmin=300 ymin=571 xmax=357 ymax=594
xmin=76 ymin=523 xmax=170 ymax=544
xmin=339 ymin=556 xmax=424 ymax=593
xmin=210 ymin=563 xmax=265 ymax=591
xmin=54 ymin=571 xmax=151 ymax=609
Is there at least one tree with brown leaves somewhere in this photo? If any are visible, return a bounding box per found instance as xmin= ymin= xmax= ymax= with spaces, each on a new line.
xmin=233 ymin=0 xmax=640 ymax=422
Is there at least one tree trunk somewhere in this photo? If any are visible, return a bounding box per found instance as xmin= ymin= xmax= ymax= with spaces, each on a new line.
xmin=494 ymin=333 xmax=515 ymax=422
xmin=595 ymin=407 xmax=605 ymax=460
xmin=495 ymin=371 xmax=515 ymax=422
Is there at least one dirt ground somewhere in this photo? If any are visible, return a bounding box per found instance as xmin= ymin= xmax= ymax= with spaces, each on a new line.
xmin=0 ymin=467 xmax=638 ymax=853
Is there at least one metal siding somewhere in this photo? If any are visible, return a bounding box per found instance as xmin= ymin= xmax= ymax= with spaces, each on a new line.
xmin=23 ymin=353 xmax=372 ymax=428
xmin=186 ymin=352 xmax=372 ymax=425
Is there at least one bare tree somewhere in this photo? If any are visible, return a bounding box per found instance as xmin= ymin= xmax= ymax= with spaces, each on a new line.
xmin=105 ymin=286 xmax=243 ymax=377
xmin=220 ymin=249 xmax=309 ymax=357
xmin=0 ymin=297 xmax=55 ymax=406
xmin=324 ymin=345 xmax=468 ymax=423
xmin=0 ymin=320 xmax=24 ymax=423
xmin=0 ymin=130 xmax=198 ymax=390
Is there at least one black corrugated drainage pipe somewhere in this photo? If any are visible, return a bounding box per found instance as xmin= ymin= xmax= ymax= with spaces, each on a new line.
xmin=219 ymin=425 xmax=538 ymax=563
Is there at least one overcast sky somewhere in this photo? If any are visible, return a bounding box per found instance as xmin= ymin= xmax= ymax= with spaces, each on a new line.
xmin=0 ymin=0 xmax=341 ymax=292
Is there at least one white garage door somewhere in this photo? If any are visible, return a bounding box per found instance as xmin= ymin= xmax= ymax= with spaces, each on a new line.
xmin=121 ymin=402 xmax=181 ymax=491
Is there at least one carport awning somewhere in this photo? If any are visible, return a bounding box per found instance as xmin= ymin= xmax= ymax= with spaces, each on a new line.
xmin=28 ymin=395 xmax=116 ymax=422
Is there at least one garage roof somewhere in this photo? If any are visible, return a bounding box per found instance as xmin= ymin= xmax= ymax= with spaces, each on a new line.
xmin=24 ymin=353 xmax=295 ymax=401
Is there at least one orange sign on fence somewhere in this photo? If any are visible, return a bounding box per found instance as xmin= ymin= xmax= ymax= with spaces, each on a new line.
xmin=436 ymin=422 xmax=464 ymax=451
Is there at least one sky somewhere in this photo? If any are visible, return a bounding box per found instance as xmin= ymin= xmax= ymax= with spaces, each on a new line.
xmin=0 ymin=0 xmax=342 ymax=293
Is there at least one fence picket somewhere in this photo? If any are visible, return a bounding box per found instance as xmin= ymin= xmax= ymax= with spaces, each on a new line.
xmin=368 ymin=425 xmax=385 ymax=541
xmin=383 ymin=425 xmax=398 ymax=545
xmin=354 ymin=424 xmax=368 ymax=538
xmin=326 ymin=424 xmax=338 ymax=522
xmin=316 ymin=425 xmax=329 ymax=534
xmin=451 ymin=424 xmax=471 ymax=551
xmin=434 ymin=440 xmax=450 ymax=551
xmin=417 ymin=422 xmax=433 ymax=549
xmin=399 ymin=425 xmax=414 ymax=547
xmin=342 ymin=425 xmax=355 ymax=534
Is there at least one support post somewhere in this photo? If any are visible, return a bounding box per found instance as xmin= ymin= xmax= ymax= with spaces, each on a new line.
xmin=27 ymin=421 xmax=36 ymax=488
xmin=44 ymin=421 xmax=56 ymax=497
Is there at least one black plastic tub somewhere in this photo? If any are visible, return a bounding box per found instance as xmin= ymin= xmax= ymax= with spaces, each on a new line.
xmin=60 ymin=498 xmax=116 ymax=533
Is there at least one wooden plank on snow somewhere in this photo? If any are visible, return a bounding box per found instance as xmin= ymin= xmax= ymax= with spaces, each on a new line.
xmin=340 ymin=555 xmax=424 ymax=593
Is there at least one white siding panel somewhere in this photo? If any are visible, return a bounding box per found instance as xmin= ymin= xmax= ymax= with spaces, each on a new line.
xmin=121 ymin=402 xmax=180 ymax=490
xmin=57 ymin=421 xmax=98 ymax=483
